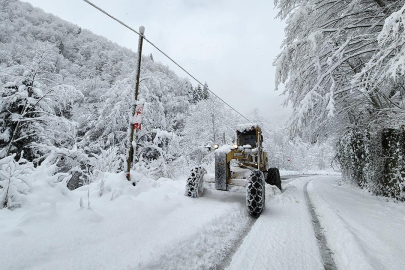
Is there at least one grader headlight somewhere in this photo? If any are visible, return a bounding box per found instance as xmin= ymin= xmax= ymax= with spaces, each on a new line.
xmin=214 ymin=144 xmax=219 ymax=149
xmin=233 ymin=144 xmax=238 ymax=149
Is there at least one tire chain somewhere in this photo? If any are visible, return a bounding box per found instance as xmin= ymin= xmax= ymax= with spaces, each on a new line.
xmin=185 ymin=166 xmax=206 ymax=198
xmin=246 ymin=170 xmax=265 ymax=217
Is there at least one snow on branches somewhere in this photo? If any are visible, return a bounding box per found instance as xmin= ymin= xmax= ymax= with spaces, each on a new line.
xmin=0 ymin=42 xmax=82 ymax=160
xmin=274 ymin=0 xmax=405 ymax=141
xmin=275 ymin=0 xmax=405 ymax=197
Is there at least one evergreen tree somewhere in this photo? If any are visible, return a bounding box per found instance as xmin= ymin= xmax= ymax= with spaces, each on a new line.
xmin=202 ymin=82 xmax=210 ymax=100
xmin=192 ymin=83 xmax=210 ymax=103
xmin=192 ymin=85 xmax=203 ymax=103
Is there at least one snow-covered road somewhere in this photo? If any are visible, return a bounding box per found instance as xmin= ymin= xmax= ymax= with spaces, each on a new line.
xmin=226 ymin=175 xmax=405 ymax=270
xmin=226 ymin=177 xmax=324 ymax=270
xmin=1 ymin=173 xmax=404 ymax=270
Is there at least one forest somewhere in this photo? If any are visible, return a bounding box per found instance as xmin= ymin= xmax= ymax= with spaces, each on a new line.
xmin=1 ymin=0 xmax=405 ymax=211
xmin=0 ymin=0 xmax=333 ymax=209
xmin=275 ymin=0 xmax=405 ymax=200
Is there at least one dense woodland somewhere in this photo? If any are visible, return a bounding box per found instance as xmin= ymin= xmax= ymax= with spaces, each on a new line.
xmin=0 ymin=0 xmax=334 ymax=209
xmin=9 ymin=0 xmax=405 ymax=207
xmin=275 ymin=0 xmax=405 ymax=200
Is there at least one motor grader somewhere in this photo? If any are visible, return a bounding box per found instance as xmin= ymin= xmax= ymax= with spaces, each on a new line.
xmin=185 ymin=124 xmax=281 ymax=217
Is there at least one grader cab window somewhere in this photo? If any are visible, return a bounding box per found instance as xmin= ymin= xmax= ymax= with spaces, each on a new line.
xmin=238 ymin=130 xmax=257 ymax=148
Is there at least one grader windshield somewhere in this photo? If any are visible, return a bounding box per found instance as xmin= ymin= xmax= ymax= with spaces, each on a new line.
xmin=237 ymin=129 xmax=257 ymax=148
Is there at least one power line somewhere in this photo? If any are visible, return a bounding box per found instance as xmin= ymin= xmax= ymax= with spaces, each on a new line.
xmin=83 ymin=0 xmax=253 ymax=124
xmin=83 ymin=0 xmax=277 ymax=139
xmin=83 ymin=0 xmax=141 ymax=35
xmin=142 ymin=37 xmax=252 ymax=123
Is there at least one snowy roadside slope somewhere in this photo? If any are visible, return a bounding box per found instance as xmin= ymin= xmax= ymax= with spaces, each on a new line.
xmin=308 ymin=176 xmax=405 ymax=270
xmin=226 ymin=177 xmax=324 ymax=270
xmin=0 ymin=173 xmax=250 ymax=270
xmin=140 ymin=190 xmax=251 ymax=270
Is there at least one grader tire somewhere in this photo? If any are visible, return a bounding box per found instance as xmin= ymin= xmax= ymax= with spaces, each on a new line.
xmin=185 ymin=166 xmax=206 ymax=198
xmin=267 ymin=167 xmax=282 ymax=190
xmin=246 ymin=170 xmax=266 ymax=218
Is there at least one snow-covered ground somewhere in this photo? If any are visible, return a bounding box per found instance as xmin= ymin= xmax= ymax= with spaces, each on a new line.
xmin=279 ymin=169 xmax=340 ymax=176
xmin=308 ymin=176 xmax=405 ymax=270
xmin=0 ymin=173 xmax=404 ymax=270
xmin=0 ymin=172 xmax=252 ymax=270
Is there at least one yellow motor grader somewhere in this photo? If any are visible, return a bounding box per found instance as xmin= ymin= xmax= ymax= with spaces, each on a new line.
xmin=185 ymin=124 xmax=281 ymax=217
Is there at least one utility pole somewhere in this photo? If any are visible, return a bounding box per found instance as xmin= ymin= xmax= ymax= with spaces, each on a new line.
xmin=126 ymin=26 xmax=145 ymax=182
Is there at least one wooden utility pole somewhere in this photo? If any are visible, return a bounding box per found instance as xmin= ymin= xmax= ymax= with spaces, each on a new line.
xmin=126 ymin=26 xmax=145 ymax=182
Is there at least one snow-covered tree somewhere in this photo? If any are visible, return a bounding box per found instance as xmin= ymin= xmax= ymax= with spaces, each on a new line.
xmin=181 ymin=96 xmax=240 ymax=167
xmin=275 ymin=0 xmax=405 ymax=197
xmin=79 ymin=54 xmax=193 ymax=178
xmin=352 ymin=4 xmax=405 ymax=128
xmin=274 ymin=0 xmax=405 ymax=141
xmin=0 ymin=42 xmax=82 ymax=161
xmin=265 ymin=125 xmax=335 ymax=171
xmin=0 ymin=154 xmax=33 ymax=209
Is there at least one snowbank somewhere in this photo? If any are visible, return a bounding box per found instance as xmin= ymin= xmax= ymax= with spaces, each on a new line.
xmin=0 ymin=170 xmax=252 ymax=270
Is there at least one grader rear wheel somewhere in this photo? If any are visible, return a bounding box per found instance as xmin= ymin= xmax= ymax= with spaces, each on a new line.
xmin=246 ymin=170 xmax=266 ymax=218
xmin=185 ymin=166 xmax=206 ymax=198
xmin=266 ymin=167 xmax=281 ymax=190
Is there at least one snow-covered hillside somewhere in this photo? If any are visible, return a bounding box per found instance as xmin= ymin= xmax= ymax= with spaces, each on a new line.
xmin=0 ymin=0 xmax=334 ymax=207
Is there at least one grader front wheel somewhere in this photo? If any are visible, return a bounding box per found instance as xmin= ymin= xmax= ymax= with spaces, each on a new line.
xmin=246 ymin=170 xmax=266 ymax=217
xmin=185 ymin=166 xmax=206 ymax=198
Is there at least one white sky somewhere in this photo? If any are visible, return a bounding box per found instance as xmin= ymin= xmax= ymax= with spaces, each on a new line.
xmin=23 ymin=0 xmax=291 ymax=125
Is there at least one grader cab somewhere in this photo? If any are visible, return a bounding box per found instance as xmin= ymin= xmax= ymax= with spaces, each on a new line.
xmin=185 ymin=124 xmax=281 ymax=217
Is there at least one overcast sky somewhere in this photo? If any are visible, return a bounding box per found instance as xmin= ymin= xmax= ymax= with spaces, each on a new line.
xmin=23 ymin=0 xmax=291 ymax=125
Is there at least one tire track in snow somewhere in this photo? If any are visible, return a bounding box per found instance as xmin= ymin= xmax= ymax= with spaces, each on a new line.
xmin=225 ymin=177 xmax=324 ymax=270
xmin=214 ymin=176 xmax=299 ymax=269
xmin=213 ymin=216 xmax=257 ymax=270
xmin=304 ymin=181 xmax=337 ymax=270
xmin=217 ymin=175 xmax=314 ymax=270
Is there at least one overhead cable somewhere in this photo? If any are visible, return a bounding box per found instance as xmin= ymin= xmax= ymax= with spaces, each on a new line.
xmin=83 ymin=0 xmax=253 ymax=123
xmin=81 ymin=0 xmax=281 ymax=135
